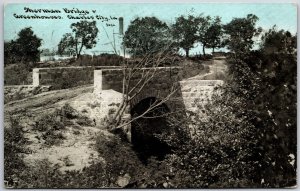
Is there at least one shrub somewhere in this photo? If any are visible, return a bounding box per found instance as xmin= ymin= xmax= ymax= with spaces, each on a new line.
xmin=60 ymin=103 xmax=78 ymax=119
xmin=33 ymin=103 xmax=96 ymax=146
xmin=34 ymin=111 xmax=64 ymax=132
xmin=87 ymin=101 xmax=101 ymax=109
xmin=4 ymin=64 xmax=32 ymax=85
xmin=71 ymin=54 xmax=124 ymax=66
xmin=163 ymin=93 xmax=262 ymax=188
xmin=75 ymin=116 xmax=93 ymax=126
xmin=33 ymin=107 xmax=68 ymax=146
xmin=4 ymin=118 xmax=27 ymax=187
xmin=94 ymin=132 xmax=146 ymax=186
xmin=42 ymin=130 xmax=65 ymax=146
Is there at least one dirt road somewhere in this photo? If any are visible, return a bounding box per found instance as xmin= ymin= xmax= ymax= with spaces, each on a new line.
xmin=5 ymin=85 xmax=93 ymax=116
xmin=187 ymin=57 xmax=227 ymax=80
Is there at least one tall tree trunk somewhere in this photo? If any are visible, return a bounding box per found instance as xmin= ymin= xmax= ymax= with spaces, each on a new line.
xmin=202 ymin=45 xmax=206 ymax=56
xmin=212 ymin=47 xmax=215 ymax=54
xmin=185 ymin=48 xmax=189 ymax=58
xmin=75 ymin=39 xmax=78 ymax=59
xmin=76 ymin=43 xmax=84 ymax=60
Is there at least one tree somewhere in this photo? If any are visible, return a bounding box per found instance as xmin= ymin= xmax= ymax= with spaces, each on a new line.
xmin=196 ymin=15 xmax=211 ymax=56
xmin=260 ymin=26 xmax=297 ymax=54
xmin=5 ymin=27 xmax=42 ymax=64
xmin=205 ymin=16 xmax=224 ymax=54
xmin=171 ymin=15 xmax=199 ymax=57
xmin=123 ymin=17 xmax=171 ymax=56
xmin=57 ymin=33 xmax=76 ymax=56
xmin=243 ymin=29 xmax=297 ymax=187
xmin=4 ymin=40 xmax=18 ymax=65
xmin=58 ymin=20 xmax=99 ymax=59
xmin=223 ymin=14 xmax=261 ymax=57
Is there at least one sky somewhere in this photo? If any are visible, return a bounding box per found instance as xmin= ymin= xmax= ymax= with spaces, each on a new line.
xmin=4 ymin=3 xmax=297 ymax=56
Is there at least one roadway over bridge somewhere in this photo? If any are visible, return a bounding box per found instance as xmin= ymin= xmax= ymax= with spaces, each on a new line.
xmin=29 ymin=58 xmax=227 ymax=142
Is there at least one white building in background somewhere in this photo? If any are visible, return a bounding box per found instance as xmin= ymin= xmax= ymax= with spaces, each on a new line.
xmin=40 ymin=55 xmax=74 ymax=62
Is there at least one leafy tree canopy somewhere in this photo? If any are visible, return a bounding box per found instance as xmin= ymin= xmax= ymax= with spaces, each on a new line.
xmin=123 ymin=17 xmax=172 ymax=57
xmin=224 ymin=14 xmax=261 ymax=57
xmin=204 ymin=16 xmax=224 ymax=54
xmin=195 ymin=15 xmax=211 ymax=56
xmin=260 ymin=26 xmax=297 ymax=54
xmin=4 ymin=27 xmax=42 ymax=64
xmin=58 ymin=20 xmax=99 ymax=58
xmin=171 ymin=15 xmax=199 ymax=57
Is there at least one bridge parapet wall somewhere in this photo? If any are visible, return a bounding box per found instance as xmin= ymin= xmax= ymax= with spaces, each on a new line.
xmin=96 ymin=67 xmax=182 ymax=93
xmin=32 ymin=66 xmax=122 ymax=89
xmin=94 ymin=67 xmax=185 ymax=113
xmin=31 ymin=64 xmax=204 ymax=92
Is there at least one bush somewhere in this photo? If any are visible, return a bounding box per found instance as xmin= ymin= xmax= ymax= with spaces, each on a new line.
xmin=33 ymin=103 xmax=96 ymax=146
xmin=33 ymin=105 xmax=72 ymax=146
xmin=94 ymin=132 xmax=174 ymax=188
xmin=72 ymin=54 xmax=124 ymax=66
xmin=95 ymin=132 xmax=144 ymax=180
xmin=60 ymin=103 xmax=78 ymax=119
xmin=42 ymin=130 xmax=65 ymax=146
xmin=76 ymin=116 xmax=93 ymax=126
xmin=34 ymin=111 xmax=64 ymax=132
xmin=4 ymin=64 xmax=32 ymax=85
xmin=164 ymin=54 xmax=296 ymax=188
xmin=4 ymin=118 xmax=28 ymax=187
xmin=162 ymin=90 xmax=262 ymax=188
xmin=190 ymin=54 xmax=213 ymax=61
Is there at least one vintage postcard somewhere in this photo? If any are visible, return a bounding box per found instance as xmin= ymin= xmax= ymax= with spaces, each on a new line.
xmin=3 ymin=3 xmax=297 ymax=188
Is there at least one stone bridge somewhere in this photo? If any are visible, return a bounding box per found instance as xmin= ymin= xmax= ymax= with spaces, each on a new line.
xmin=92 ymin=67 xmax=223 ymax=114
xmin=93 ymin=67 xmax=185 ymax=113
xmin=31 ymin=59 xmax=226 ymax=145
xmin=91 ymin=66 xmax=224 ymax=160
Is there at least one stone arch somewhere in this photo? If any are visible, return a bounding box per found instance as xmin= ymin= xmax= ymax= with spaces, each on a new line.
xmin=129 ymin=85 xmax=176 ymax=112
xmin=130 ymin=88 xmax=166 ymax=108
xmin=130 ymin=96 xmax=172 ymax=163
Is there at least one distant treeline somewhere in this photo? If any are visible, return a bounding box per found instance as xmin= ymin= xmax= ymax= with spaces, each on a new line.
xmin=4 ymin=13 xmax=296 ymax=65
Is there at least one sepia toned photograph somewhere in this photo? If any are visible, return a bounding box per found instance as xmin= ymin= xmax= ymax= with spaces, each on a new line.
xmin=3 ymin=3 xmax=297 ymax=188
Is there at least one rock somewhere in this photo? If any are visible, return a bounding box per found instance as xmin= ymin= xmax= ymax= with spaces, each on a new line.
xmin=116 ymin=173 xmax=131 ymax=187
xmin=163 ymin=182 xmax=168 ymax=188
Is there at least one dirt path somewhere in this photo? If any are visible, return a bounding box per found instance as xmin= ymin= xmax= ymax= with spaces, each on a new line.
xmin=4 ymin=85 xmax=93 ymax=119
xmin=187 ymin=58 xmax=227 ymax=80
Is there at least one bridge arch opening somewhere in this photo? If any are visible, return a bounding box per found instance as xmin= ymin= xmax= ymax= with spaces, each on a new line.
xmin=131 ymin=97 xmax=172 ymax=164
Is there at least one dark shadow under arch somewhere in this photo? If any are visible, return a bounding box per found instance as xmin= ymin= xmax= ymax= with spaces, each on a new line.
xmin=131 ymin=97 xmax=172 ymax=164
